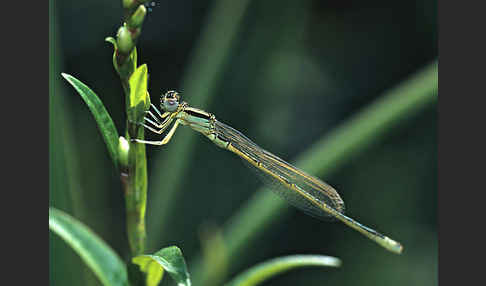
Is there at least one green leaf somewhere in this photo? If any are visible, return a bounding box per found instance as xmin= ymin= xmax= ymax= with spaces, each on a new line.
xmin=131 ymin=256 xmax=164 ymax=286
xmin=49 ymin=208 xmax=129 ymax=286
xmin=132 ymin=246 xmax=191 ymax=286
xmin=225 ymin=255 xmax=341 ymax=286
xmin=105 ymin=36 xmax=117 ymax=48
xmin=127 ymin=64 xmax=150 ymax=123
xmin=61 ymin=73 xmax=120 ymax=169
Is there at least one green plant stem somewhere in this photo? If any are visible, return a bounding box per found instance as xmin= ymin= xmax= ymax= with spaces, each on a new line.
xmin=148 ymin=0 xmax=252 ymax=250
xmin=111 ymin=3 xmax=148 ymax=257
xmin=119 ymin=71 xmax=150 ymax=257
xmin=121 ymin=124 xmax=148 ymax=256
xmin=190 ymin=60 xmax=438 ymax=285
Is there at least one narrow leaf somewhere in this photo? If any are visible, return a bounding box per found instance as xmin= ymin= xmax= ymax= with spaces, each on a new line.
xmin=225 ymin=255 xmax=341 ymax=286
xmin=133 ymin=246 xmax=191 ymax=286
xmin=61 ymin=73 xmax=120 ymax=169
xmin=105 ymin=36 xmax=117 ymax=48
xmin=127 ymin=64 xmax=150 ymax=122
xmin=49 ymin=207 xmax=129 ymax=286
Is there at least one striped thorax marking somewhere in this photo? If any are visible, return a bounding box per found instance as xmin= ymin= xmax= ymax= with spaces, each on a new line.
xmin=184 ymin=106 xmax=212 ymax=120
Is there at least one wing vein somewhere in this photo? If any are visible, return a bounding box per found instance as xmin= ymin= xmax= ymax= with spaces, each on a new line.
xmin=214 ymin=120 xmax=345 ymax=220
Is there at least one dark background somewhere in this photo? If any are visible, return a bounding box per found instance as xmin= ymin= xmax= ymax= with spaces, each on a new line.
xmin=50 ymin=0 xmax=437 ymax=285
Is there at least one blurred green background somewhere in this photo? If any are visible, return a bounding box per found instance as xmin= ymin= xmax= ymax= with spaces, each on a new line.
xmin=50 ymin=0 xmax=437 ymax=285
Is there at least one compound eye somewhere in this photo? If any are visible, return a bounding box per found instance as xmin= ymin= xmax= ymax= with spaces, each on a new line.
xmin=163 ymin=98 xmax=179 ymax=112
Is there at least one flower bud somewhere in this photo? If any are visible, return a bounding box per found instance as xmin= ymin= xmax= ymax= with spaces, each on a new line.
xmin=116 ymin=26 xmax=133 ymax=54
xmin=118 ymin=136 xmax=130 ymax=168
xmin=127 ymin=5 xmax=147 ymax=28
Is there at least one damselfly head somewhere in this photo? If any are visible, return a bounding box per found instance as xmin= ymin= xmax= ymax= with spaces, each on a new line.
xmin=161 ymin=90 xmax=181 ymax=112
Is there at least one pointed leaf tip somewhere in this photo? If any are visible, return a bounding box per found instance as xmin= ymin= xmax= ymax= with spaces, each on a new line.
xmin=61 ymin=74 xmax=120 ymax=169
xmin=105 ymin=37 xmax=117 ymax=47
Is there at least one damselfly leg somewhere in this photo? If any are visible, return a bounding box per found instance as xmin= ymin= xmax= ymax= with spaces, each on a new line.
xmin=132 ymin=104 xmax=181 ymax=145
xmin=144 ymin=104 xmax=171 ymax=127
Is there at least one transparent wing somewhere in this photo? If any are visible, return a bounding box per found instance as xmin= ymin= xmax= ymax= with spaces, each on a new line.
xmin=215 ymin=120 xmax=345 ymax=220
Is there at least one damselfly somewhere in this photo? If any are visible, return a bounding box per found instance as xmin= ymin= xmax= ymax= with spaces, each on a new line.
xmin=134 ymin=90 xmax=403 ymax=254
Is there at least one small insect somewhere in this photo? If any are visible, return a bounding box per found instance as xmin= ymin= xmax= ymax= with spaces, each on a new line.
xmin=134 ymin=90 xmax=403 ymax=254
